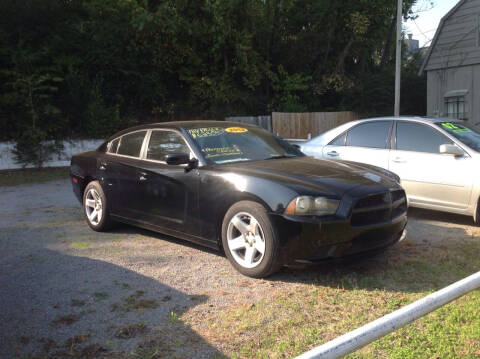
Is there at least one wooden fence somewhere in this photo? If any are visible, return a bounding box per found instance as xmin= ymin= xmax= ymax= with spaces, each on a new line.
xmin=225 ymin=116 xmax=272 ymax=132
xmin=272 ymin=111 xmax=358 ymax=139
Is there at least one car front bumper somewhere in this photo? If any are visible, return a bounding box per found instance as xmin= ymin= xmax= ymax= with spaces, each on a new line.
xmin=271 ymin=212 xmax=407 ymax=264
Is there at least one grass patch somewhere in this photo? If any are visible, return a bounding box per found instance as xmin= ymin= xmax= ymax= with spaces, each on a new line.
xmin=114 ymin=322 xmax=147 ymax=339
xmin=93 ymin=291 xmax=109 ymax=300
xmin=201 ymin=239 xmax=480 ymax=358
xmin=71 ymin=299 xmax=85 ymax=307
xmin=111 ymin=290 xmax=159 ymax=313
xmin=52 ymin=313 xmax=82 ymax=326
xmin=0 ymin=167 xmax=69 ymax=187
xmin=70 ymin=241 xmax=90 ymax=249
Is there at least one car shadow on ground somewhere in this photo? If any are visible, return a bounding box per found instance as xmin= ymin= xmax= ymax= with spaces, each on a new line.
xmin=107 ymin=223 xmax=225 ymax=258
xmin=407 ymin=207 xmax=475 ymax=226
xmin=0 ymin=248 xmax=224 ymax=359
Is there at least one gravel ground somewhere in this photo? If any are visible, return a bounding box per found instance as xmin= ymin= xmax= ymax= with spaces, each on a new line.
xmin=0 ymin=179 xmax=478 ymax=358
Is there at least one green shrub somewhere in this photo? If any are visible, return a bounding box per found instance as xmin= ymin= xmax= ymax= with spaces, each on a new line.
xmin=12 ymin=127 xmax=64 ymax=168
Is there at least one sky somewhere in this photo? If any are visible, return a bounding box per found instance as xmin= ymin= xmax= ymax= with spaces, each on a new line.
xmin=404 ymin=0 xmax=460 ymax=47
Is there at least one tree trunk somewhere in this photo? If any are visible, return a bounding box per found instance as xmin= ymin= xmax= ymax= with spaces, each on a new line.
xmin=336 ymin=36 xmax=354 ymax=74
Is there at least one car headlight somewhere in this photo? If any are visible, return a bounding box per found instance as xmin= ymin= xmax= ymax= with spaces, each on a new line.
xmin=284 ymin=196 xmax=340 ymax=216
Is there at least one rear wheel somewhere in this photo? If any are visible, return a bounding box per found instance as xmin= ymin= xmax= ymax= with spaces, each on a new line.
xmin=83 ymin=181 xmax=114 ymax=231
xmin=222 ymin=201 xmax=282 ymax=278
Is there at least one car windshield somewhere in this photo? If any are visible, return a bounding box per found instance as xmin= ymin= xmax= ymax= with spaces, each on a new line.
xmin=187 ymin=126 xmax=303 ymax=164
xmin=436 ymin=121 xmax=480 ymax=152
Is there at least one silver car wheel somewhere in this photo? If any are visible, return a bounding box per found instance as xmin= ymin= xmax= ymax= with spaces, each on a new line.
xmin=226 ymin=211 xmax=266 ymax=269
xmin=85 ymin=188 xmax=103 ymax=226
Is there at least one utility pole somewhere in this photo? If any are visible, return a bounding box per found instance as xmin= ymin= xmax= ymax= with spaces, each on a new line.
xmin=394 ymin=0 xmax=402 ymax=116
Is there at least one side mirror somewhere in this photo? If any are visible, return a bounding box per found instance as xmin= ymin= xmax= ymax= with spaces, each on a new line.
xmin=166 ymin=153 xmax=190 ymax=165
xmin=439 ymin=144 xmax=464 ymax=157
xmin=185 ymin=158 xmax=198 ymax=173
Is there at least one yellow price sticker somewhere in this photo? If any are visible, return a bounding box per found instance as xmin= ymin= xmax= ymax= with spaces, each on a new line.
xmin=225 ymin=127 xmax=248 ymax=133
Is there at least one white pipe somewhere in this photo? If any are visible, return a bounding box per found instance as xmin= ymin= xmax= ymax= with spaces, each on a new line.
xmin=394 ymin=0 xmax=402 ymax=116
xmin=295 ymin=271 xmax=480 ymax=359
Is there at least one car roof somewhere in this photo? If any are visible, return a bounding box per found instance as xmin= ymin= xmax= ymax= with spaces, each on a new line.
xmin=107 ymin=120 xmax=258 ymax=141
xmin=358 ymin=116 xmax=459 ymax=124
xmin=305 ymin=116 xmax=464 ymax=146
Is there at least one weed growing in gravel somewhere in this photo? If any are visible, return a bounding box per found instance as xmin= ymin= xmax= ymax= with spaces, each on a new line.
xmin=111 ymin=290 xmax=159 ymax=313
xmin=168 ymin=311 xmax=180 ymax=324
xmin=93 ymin=292 xmax=109 ymax=300
xmin=113 ymin=280 xmax=131 ymax=289
xmin=52 ymin=313 xmax=82 ymax=326
xmin=70 ymin=299 xmax=85 ymax=307
xmin=132 ymin=339 xmax=173 ymax=359
xmin=114 ymin=322 xmax=147 ymax=339
xmin=65 ymin=333 xmax=90 ymax=349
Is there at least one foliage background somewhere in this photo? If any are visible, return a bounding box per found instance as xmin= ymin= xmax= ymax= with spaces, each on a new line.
xmin=0 ymin=0 xmax=425 ymax=141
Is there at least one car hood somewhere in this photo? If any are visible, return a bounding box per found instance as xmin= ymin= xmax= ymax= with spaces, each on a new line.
xmin=215 ymin=156 xmax=399 ymax=198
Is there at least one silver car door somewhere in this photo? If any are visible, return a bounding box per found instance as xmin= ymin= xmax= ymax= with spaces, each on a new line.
xmin=322 ymin=132 xmax=347 ymax=160
xmin=389 ymin=121 xmax=473 ymax=210
xmin=325 ymin=121 xmax=392 ymax=169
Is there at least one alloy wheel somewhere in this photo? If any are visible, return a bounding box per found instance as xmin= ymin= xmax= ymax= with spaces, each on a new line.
xmin=85 ymin=188 xmax=103 ymax=226
xmin=226 ymin=211 xmax=266 ymax=268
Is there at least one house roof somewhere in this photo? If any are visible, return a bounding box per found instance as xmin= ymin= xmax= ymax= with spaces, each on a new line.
xmin=418 ymin=0 xmax=467 ymax=75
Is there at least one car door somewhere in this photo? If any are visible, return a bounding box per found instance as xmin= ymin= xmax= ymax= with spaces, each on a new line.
xmin=103 ymin=130 xmax=149 ymax=219
xmin=389 ymin=121 xmax=473 ymax=209
xmin=134 ymin=129 xmax=201 ymax=236
xmin=322 ymin=121 xmax=393 ymax=169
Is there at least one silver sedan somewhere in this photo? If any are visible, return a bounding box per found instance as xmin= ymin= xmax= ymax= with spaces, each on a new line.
xmin=295 ymin=117 xmax=480 ymax=224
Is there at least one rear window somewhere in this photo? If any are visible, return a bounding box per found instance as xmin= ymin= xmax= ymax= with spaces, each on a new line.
xmin=346 ymin=121 xmax=391 ymax=149
xmin=108 ymin=138 xmax=120 ymax=153
xmin=117 ymin=131 xmax=147 ymax=158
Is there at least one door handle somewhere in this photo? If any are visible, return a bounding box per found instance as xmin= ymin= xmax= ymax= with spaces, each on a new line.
xmin=99 ymin=162 xmax=107 ymax=170
xmin=392 ymin=157 xmax=406 ymax=163
xmin=327 ymin=151 xmax=339 ymax=157
xmin=138 ymin=172 xmax=148 ymax=181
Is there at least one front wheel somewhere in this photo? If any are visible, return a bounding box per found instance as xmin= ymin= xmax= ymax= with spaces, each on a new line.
xmin=83 ymin=181 xmax=114 ymax=231
xmin=474 ymin=198 xmax=480 ymax=226
xmin=221 ymin=201 xmax=282 ymax=278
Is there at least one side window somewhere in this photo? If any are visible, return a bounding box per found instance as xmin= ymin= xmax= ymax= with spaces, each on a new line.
xmin=146 ymin=130 xmax=190 ymax=162
xmin=396 ymin=122 xmax=452 ymax=153
xmin=117 ymin=131 xmax=147 ymax=158
xmin=108 ymin=138 xmax=120 ymax=154
xmin=329 ymin=132 xmax=346 ymax=146
xmin=346 ymin=121 xmax=391 ymax=149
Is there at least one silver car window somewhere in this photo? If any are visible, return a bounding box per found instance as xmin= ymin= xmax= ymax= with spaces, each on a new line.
xmin=396 ymin=122 xmax=451 ymax=153
xmin=346 ymin=121 xmax=391 ymax=149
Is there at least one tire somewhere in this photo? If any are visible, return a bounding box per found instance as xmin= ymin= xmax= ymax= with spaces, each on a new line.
xmin=83 ymin=181 xmax=114 ymax=231
xmin=221 ymin=201 xmax=282 ymax=278
xmin=474 ymin=198 xmax=480 ymax=226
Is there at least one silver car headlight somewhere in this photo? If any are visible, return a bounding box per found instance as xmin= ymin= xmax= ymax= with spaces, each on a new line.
xmin=284 ymin=196 xmax=340 ymax=216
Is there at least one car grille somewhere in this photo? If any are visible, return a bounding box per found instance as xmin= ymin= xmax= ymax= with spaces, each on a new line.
xmin=350 ymin=189 xmax=407 ymax=227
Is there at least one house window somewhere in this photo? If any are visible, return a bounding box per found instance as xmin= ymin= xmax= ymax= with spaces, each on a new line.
xmin=444 ymin=96 xmax=466 ymax=120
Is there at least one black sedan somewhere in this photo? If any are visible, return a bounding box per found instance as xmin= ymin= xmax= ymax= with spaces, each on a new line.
xmin=70 ymin=121 xmax=407 ymax=278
